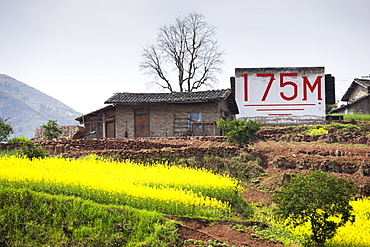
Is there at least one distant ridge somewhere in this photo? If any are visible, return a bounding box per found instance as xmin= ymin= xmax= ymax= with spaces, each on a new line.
xmin=0 ymin=74 xmax=81 ymax=139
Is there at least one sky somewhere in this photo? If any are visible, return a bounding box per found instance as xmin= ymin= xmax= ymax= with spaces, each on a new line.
xmin=1 ymin=0 xmax=369 ymax=114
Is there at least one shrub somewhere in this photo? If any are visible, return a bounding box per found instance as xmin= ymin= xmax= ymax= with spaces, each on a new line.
xmin=19 ymin=140 xmax=48 ymax=159
xmin=217 ymin=119 xmax=261 ymax=145
xmin=7 ymin=136 xmax=30 ymax=143
xmin=273 ymin=170 xmax=357 ymax=246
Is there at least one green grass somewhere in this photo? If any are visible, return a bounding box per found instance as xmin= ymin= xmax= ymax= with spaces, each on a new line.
xmin=0 ymin=178 xmax=231 ymax=219
xmin=7 ymin=136 xmax=30 ymax=143
xmin=261 ymin=120 xmax=370 ymax=137
xmin=0 ymin=149 xmax=19 ymax=157
xmin=328 ymin=113 xmax=370 ymax=121
xmin=0 ymin=188 xmax=180 ymax=246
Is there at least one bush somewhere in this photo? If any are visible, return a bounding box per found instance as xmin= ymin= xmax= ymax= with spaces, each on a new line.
xmin=326 ymin=104 xmax=337 ymax=114
xmin=217 ymin=119 xmax=261 ymax=145
xmin=273 ymin=170 xmax=357 ymax=246
xmin=7 ymin=136 xmax=30 ymax=143
xmin=19 ymin=141 xmax=48 ymax=159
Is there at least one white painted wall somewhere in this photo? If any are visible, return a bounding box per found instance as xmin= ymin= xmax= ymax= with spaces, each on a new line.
xmin=235 ymin=67 xmax=325 ymax=125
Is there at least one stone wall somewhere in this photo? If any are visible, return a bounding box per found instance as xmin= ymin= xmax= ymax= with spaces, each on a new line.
xmin=257 ymin=126 xmax=370 ymax=144
xmin=33 ymin=136 xmax=238 ymax=161
xmin=34 ymin=125 xmax=83 ymax=141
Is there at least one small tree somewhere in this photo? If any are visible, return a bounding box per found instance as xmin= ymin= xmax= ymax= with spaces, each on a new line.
xmin=0 ymin=117 xmax=13 ymax=142
xmin=216 ymin=118 xmax=260 ymax=145
xmin=273 ymin=170 xmax=357 ymax=246
xmin=41 ymin=120 xmax=62 ymax=140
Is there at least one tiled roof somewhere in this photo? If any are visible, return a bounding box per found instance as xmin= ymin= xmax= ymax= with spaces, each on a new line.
xmin=104 ymin=89 xmax=233 ymax=104
xmin=341 ymin=78 xmax=370 ymax=101
xmin=75 ymin=105 xmax=115 ymax=122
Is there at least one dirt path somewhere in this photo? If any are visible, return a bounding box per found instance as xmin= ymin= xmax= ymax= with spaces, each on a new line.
xmin=170 ymin=216 xmax=283 ymax=247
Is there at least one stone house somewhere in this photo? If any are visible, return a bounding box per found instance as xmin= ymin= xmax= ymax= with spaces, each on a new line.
xmin=75 ymin=86 xmax=239 ymax=138
xmin=75 ymin=105 xmax=116 ymax=138
xmin=331 ymin=78 xmax=370 ymax=115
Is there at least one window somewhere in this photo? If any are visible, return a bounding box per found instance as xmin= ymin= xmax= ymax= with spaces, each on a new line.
xmin=188 ymin=112 xmax=202 ymax=133
xmin=188 ymin=112 xmax=202 ymax=122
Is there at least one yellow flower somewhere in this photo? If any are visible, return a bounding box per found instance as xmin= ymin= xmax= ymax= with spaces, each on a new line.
xmin=0 ymin=156 xmax=239 ymax=216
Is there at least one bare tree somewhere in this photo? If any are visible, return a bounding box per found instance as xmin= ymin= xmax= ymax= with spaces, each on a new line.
xmin=140 ymin=13 xmax=224 ymax=92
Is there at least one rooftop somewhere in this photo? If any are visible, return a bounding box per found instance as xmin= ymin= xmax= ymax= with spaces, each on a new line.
xmin=104 ymin=89 xmax=233 ymax=104
xmin=341 ymin=78 xmax=370 ymax=101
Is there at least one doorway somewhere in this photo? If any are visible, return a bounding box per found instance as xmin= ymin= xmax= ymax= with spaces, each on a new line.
xmin=105 ymin=121 xmax=115 ymax=138
xmin=134 ymin=108 xmax=150 ymax=137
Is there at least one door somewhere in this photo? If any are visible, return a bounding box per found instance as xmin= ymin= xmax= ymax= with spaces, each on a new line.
xmin=134 ymin=108 xmax=150 ymax=137
xmin=105 ymin=121 xmax=115 ymax=138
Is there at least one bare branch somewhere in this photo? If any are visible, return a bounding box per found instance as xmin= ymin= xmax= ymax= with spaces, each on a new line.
xmin=140 ymin=44 xmax=173 ymax=92
xmin=140 ymin=12 xmax=224 ymax=92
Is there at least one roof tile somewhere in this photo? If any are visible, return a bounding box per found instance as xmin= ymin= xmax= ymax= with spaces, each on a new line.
xmin=104 ymin=89 xmax=232 ymax=104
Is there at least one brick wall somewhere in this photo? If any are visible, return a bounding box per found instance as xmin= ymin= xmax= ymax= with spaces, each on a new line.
xmin=115 ymin=105 xmax=134 ymax=138
xmin=116 ymin=101 xmax=231 ymax=138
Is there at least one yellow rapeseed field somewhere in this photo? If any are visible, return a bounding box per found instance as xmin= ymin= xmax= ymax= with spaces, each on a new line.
xmin=287 ymin=198 xmax=370 ymax=246
xmin=326 ymin=198 xmax=370 ymax=247
xmin=0 ymin=155 xmax=241 ymax=217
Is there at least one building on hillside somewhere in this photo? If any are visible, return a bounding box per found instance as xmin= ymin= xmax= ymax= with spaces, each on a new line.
xmin=330 ymin=78 xmax=370 ymax=115
xmin=75 ymin=83 xmax=239 ymax=138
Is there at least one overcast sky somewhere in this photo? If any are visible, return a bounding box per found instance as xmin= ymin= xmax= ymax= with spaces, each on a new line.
xmin=1 ymin=0 xmax=369 ymax=113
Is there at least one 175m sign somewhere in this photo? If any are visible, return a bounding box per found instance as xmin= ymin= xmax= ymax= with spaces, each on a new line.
xmin=240 ymin=73 xmax=323 ymax=102
xmin=234 ymin=67 xmax=325 ymax=119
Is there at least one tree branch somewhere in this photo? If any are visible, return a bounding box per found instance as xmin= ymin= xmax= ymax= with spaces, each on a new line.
xmin=140 ymin=13 xmax=224 ymax=92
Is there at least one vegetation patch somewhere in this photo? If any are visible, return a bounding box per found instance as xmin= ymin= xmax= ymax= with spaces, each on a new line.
xmin=217 ymin=119 xmax=261 ymax=145
xmin=0 ymin=155 xmax=247 ymax=219
xmin=0 ymin=188 xmax=179 ymax=246
xmin=273 ymin=170 xmax=357 ymax=246
xmin=329 ymin=113 xmax=370 ymax=121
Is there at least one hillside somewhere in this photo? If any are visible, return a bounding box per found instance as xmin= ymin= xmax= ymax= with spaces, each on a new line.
xmin=0 ymin=74 xmax=81 ymax=138
xmin=1 ymin=123 xmax=370 ymax=246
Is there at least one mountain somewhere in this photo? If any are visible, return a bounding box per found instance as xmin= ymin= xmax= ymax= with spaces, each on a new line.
xmin=0 ymin=74 xmax=81 ymax=139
